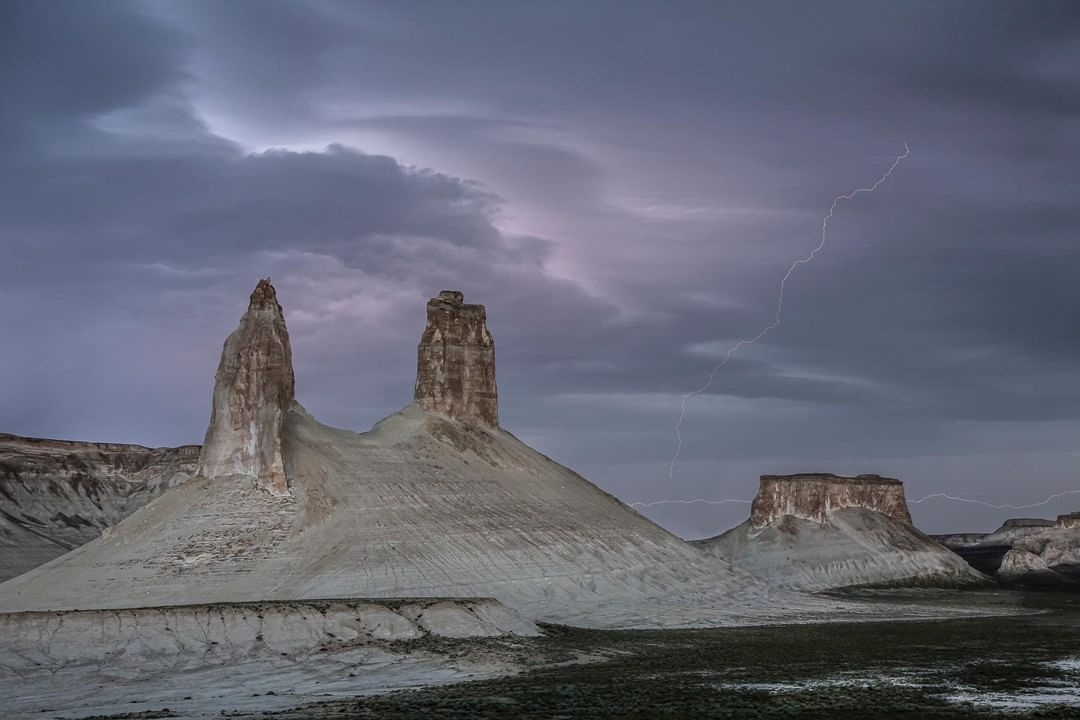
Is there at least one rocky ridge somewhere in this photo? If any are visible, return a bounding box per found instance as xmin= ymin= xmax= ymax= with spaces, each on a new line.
xmin=0 ymin=434 xmax=198 ymax=582
xmin=937 ymin=513 xmax=1080 ymax=586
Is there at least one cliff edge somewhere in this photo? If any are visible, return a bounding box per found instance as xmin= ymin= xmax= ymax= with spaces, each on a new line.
xmin=937 ymin=512 xmax=1080 ymax=587
xmin=751 ymin=473 xmax=911 ymax=527
xmin=0 ymin=435 xmax=197 ymax=582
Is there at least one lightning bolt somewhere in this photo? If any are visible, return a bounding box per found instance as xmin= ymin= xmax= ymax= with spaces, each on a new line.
xmin=639 ymin=142 xmax=1079 ymax=519
xmin=668 ymin=143 xmax=911 ymax=480
xmin=630 ymin=490 xmax=1080 ymax=513
xmin=909 ymin=489 xmax=1080 ymax=511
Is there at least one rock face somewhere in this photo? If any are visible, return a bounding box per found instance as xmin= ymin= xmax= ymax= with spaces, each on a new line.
xmin=414 ymin=291 xmax=498 ymax=427
xmin=197 ymin=278 xmax=295 ymax=497
xmin=700 ymin=473 xmax=987 ymax=591
xmin=938 ymin=514 xmax=1080 ymax=587
xmin=751 ymin=473 xmax=912 ymax=527
xmin=1005 ymin=518 xmax=1057 ymax=529
xmin=996 ymin=548 xmax=1057 ymax=584
xmin=0 ymin=281 xmax=820 ymax=629
xmin=0 ymin=598 xmax=537 ymax=718
xmin=0 ymin=435 xmax=198 ymax=582
xmin=1058 ymin=512 xmax=1080 ymax=530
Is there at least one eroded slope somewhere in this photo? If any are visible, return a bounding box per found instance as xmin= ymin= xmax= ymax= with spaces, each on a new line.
xmin=0 ymin=434 xmax=197 ymax=581
xmin=699 ymin=474 xmax=987 ymax=591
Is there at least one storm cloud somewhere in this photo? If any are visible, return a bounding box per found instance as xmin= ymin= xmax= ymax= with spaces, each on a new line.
xmin=3 ymin=1 xmax=1079 ymax=537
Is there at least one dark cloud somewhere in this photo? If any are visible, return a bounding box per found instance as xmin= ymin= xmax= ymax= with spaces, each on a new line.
xmin=3 ymin=1 xmax=1079 ymax=537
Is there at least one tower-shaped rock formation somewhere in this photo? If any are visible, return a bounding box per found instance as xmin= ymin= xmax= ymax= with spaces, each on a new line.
xmin=414 ymin=291 xmax=498 ymax=427
xmin=197 ymin=278 xmax=295 ymax=496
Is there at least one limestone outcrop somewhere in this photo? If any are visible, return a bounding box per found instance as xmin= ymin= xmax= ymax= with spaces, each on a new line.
xmin=997 ymin=548 xmax=1056 ymax=583
xmin=0 ymin=598 xmax=537 ymax=718
xmin=699 ymin=473 xmax=987 ymax=591
xmin=751 ymin=473 xmax=912 ymax=527
xmin=197 ymin=278 xmax=295 ymax=497
xmin=1058 ymin=512 xmax=1080 ymax=529
xmin=414 ymin=290 xmax=498 ymax=427
xmin=938 ymin=513 xmax=1080 ymax=586
xmin=0 ymin=434 xmax=198 ymax=581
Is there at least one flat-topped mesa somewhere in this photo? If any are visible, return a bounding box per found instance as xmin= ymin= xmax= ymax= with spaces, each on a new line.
xmin=750 ymin=473 xmax=912 ymax=528
xmin=1058 ymin=512 xmax=1080 ymax=529
xmin=414 ymin=290 xmax=498 ymax=427
xmin=196 ymin=278 xmax=295 ymax=497
xmin=1002 ymin=518 xmax=1056 ymax=530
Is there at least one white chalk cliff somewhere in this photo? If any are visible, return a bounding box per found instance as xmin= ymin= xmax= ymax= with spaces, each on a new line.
xmin=940 ymin=513 xmax=1080 ymax=586
xmin=0 ymin=281 xmax=805 ymax=628
xmin=698 ymin=474 xmax=988 ymax=592
xmin=0 ymin=434 xmax=197 ymax=582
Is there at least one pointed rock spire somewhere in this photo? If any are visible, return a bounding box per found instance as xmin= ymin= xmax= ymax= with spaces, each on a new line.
xmin=197 ymin=278 xmax=295 ymax=496
xmin=414 ymin=290 xmax=498 ymax=427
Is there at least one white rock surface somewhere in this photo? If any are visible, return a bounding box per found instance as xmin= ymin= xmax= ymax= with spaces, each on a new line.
xmin=936 ymin=514 xmax=1080 ymax=585
xmin=1003 ymin=520 xmax=1080 ymax=585
xmin=0 ymin=404 xmax=809 ymax=627
xmin=700 ymin=506 xmax=987 ymax=592
xmin=997 ymin=548 xmax=1054 ymax=581
xmin=0 ymin=598 xmax=535 ymax=719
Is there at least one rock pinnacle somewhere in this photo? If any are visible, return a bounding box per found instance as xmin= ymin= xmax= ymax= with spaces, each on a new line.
xmin=197 ymin=278 xmax=295 ymax=496
xmin=414 ymin=290 xmax=498 ymax=427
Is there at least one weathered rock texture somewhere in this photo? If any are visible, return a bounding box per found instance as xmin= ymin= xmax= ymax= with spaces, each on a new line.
xmin=701 ymin=473 xmax=986 ymax=591
xmin=938 ymin=514 xmax=1080 ymax=587
xmin=197 ymin=278 xmax=295 ymax=497
xmin=0 ymin=598 xmax=536 ymax=719
xmin=0 ymin=434 xmax=197 ymax=582
xmin=751 ymin=473 xmax=912 ymax=527
xmin=414 ymin=290 xmax=498 ymax=427
xmin=996 ymin=548 xmax=1056 ymax=583
xmin=1006 ymin=518 xmax=1057 ymax=529
xmin=1058 ymin=512 xmax=1080 ymax=529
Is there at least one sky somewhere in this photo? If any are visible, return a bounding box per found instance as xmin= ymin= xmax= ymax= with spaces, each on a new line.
xmin=3 ymin=1 xmax=1079 ymax=537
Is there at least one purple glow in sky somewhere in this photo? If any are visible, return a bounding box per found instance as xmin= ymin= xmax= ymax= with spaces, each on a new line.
xmin=3 ymin=1 xmax=1080 ymax=537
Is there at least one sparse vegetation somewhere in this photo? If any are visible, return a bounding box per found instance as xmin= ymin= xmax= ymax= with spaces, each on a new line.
xmin=255 ymin=593 xmax=1080 ymax=720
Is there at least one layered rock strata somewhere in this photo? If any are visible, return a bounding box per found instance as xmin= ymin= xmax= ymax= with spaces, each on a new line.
xmin=939 ymin=513 xmax=1080 ymax=586
xmin=414 ymin=290 xmax=498 ymax=427
xmin=751 ymin=473 xmax=912 ymax=527
xmin=0 ymin=598 xmax=537 ymax=718
xmin=1058 ymin=512 xmax=1080 ymax=530
xmin=0 ymin=434 xmax=197 ymax=581
xmin=700 ymin=473 xmax=987 ymax=591
xmin=197 ymin=278 xmax=295 ymax=497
